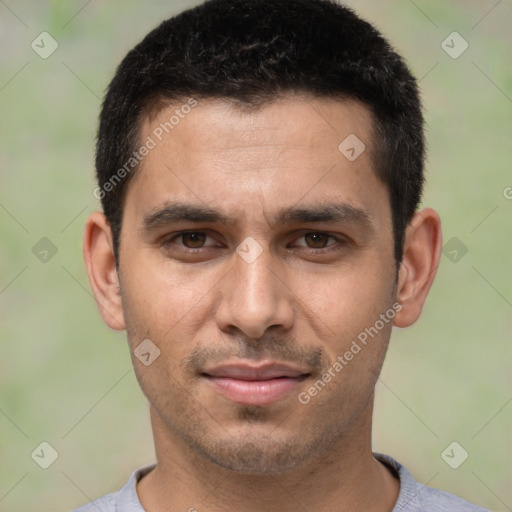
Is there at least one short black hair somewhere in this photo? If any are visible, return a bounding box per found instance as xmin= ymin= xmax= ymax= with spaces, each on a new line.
xmin=95 ymin=0 xmax=425 ymax=265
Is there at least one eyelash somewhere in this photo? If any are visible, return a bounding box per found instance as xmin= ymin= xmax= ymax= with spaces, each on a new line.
xmin=161 ymin=230 xmax=347 ymax=254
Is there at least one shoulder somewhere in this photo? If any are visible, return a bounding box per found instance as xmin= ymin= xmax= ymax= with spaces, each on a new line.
xmin=417 ymin=485 xmax=490 ymax=511
xmin=73 ymin=491 xmax=117 ymax=512
xmin=374 ymin=453 xmax=490 ymax=512
xmin=72 ymin=464 xmax=156 ymax=512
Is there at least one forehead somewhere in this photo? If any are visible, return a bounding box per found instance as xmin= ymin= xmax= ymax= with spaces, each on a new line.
xmin=141 ymin=95 xmax=374 ymax=160
xmin=125 ymin=95 xmax=388 ymax=228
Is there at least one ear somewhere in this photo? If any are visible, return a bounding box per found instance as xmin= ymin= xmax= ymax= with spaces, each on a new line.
xmin=83 ymin=211 xmax=125 ymax=330
xmin=394 ymin=208 xmax=442 ymax=328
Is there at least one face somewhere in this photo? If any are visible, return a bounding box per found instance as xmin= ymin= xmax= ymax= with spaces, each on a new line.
xmin=118 ymin=96 xmax=398 ymax=473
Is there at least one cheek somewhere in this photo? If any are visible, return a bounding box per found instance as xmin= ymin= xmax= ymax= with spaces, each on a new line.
xmin=120 ymin=251 xmax=216 ymax=335
xmin=119 ymin=258 xmax=226 ymax=397
xmin=292 ymin=261 xmax=395 ymax=346
xmin=120 ymin=279 xmax=197 ymax=403
xmin=131 ymin=354 xmax=199 ymax=428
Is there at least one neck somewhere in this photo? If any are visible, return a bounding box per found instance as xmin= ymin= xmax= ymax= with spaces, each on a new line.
xmin=137 ymin=397 xmax=399 ymax=512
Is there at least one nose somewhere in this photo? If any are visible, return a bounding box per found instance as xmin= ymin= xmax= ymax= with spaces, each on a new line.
xmin=214 ymin=243 xmax=295 ymax=340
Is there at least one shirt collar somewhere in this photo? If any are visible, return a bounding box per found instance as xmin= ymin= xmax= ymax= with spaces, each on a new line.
xmin=116 ymin=454 xmax=416 ymax=511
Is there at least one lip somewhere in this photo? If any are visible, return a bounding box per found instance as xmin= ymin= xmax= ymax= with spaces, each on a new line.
xmin=203 ymin=362 xmax=309 ymax=406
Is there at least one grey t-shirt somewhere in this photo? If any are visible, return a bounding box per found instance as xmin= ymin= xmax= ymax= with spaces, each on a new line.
xmin=73 ymin=453 xmax=489 ymax=511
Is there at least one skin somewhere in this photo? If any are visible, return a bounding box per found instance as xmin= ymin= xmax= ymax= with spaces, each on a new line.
xmin=83 ymin=95 xmax=442 ymax=512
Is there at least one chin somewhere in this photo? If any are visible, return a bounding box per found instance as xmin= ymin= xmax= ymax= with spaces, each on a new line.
xmin=182 ymin=425 xmax=337 ymax=475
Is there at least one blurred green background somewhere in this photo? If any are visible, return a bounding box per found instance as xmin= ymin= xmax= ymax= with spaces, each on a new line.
xmin=1 ymin=1 xmax=511 ymax=511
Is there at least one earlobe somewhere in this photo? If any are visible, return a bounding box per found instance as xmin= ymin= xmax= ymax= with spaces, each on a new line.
xmin=83 ymin=211 xmax=125 ymax=331
xmin=393 ymin=208 xmax=442 ymax=328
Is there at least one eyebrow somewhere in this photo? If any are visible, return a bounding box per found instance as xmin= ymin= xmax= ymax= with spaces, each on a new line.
xmin=142 ymin=201 xmax=373 ymax=231
xmin=143 ymin=202 xmax=236 ymax=230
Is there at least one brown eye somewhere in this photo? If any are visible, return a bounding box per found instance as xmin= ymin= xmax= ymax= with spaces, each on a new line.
xmin=304 ymin=232 xmax=331 ymax=248
xmin=180 ymin=232 xmax=207 ymax=248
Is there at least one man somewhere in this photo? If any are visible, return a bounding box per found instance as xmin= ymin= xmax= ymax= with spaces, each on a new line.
xmin=78 ymin=0 xmax=488 ymax=510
